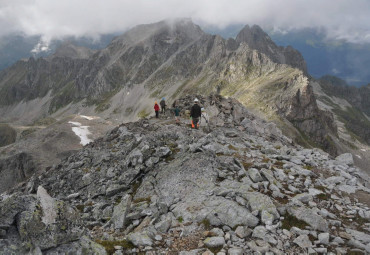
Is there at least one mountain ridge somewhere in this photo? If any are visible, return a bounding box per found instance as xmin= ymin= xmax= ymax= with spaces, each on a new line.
xmin=1 ymin=95 xmax=370 ymax=254
xmin=0 ymin=19 xmax=369 ymax=192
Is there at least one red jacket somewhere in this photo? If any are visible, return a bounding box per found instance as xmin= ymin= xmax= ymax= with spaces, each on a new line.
xmin=154 ymin=104 xmax=160 ymax=111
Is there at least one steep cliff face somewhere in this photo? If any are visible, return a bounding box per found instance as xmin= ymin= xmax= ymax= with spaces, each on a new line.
xmin=236 ymin=25 xmax=307 ymax=73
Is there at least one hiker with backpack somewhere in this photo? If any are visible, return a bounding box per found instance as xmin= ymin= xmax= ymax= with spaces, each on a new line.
xmin=154 ymin=101 xmax=160 ymax=118
xmin=174 ymin=104 xmax=181 ymax=125
xmin=190 ymin=98 xmax=201 ymax=129
xmin=160 ymin=97 xmax=166 ymax=114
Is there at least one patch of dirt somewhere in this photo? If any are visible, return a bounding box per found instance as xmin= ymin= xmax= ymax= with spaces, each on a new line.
xmin=351 ymin=190 xmax=370 ymax=207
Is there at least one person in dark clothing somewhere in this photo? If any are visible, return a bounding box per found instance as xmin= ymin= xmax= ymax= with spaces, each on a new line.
xmin=154 ymin=101 xmax=160 ymax=118
xmin=174 ymin=105 xmax=181 ymax=125
xmin=160 ymin=97 xmax=166 ymax=114
xmin=190 ymin=98 xmax=201 ymax=129
xmin=172 ymin=100 xmax=177 ymax=108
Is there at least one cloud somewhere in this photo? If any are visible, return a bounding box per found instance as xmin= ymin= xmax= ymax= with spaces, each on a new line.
xmin=1 ymin=0 xmax=370 ymax=43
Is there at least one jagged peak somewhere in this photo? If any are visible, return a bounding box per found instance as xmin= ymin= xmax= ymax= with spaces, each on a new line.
xmin=236 ymin=24 xmax=277 ymax=50
xmin=50 ymin=41 xmax=96 ymax=59
xmin=111 ymin=18 xmax=204 ymax=47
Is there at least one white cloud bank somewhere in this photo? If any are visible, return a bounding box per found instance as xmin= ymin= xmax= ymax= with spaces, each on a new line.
xmin=0 ymin=0 xmax=370 ymax=43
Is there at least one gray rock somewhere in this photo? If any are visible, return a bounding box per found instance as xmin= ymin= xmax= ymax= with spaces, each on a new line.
xmin=210 ymin=228 xmax=224 ymax=237
xmin=155 ymin=217 xmax=172 ymax=233
xmin=206 ymin=199 xmax=259 ymax=228
xmin=252 ymin=226 xmax=267 ymax=239
xmin=128 ymin=149 xmax=143 ymax=166
xmin=318 ymin=232 xmax=330 ymax=245
xmin=0 ymin=193 xmax=37 ymax=226
xmin=106 ymin=184 xmax=126 ymax=197
xmin=243 ymin=192 xmax=279 ymax=222
xmin=16 ymin=186 xmax=84 ymax=250
xmin=335 ymin=153 xmax=354 ymax=166
xmin=292 ymin=193 xmax=313 ymax=204
xmin=0 ymin=229 xmax=6 ymax=237
xmin=111 ymin=194 xmax=131 ymax=229
xmin=235 ymin=226 xmax=251 ymax=239
xmin=247 ymin=240 xmax=270 ymax=253
xmin=293 ymin=234 xmax=312 ymax=249
xmin=204 ymin=236 xmax=225 ymax=248
xmin=287 ymin=205 xmax=329 ymax=232
xmin=348 ymin=239 xmax=370 ymax=253
xmin=43 ymin=236 xmax=107 ymax=255
xmin=314 ymin=247 xmax=327 ymax=254
xmin=227 ymin=247 xmax=244 ymax=255
xmin=332 ymin=236 xmax=344 ymax=244
xmin=127 ymin=232 xmax=153 ymax=247
xmin=248 ymin=168 xmax=264 ymax=182
xmin=346 ymin=228 xmax=370 ymax=244
xmin=325 ymin=176 xmax=345 ymax=185
xmin=155 ymin=147 xmax=171 ymax=158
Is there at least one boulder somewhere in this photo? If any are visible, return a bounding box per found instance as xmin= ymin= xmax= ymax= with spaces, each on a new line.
xmin=293 ymin=235 xmax=312 ymax=249
xmin=204 ymin=236 xmax=225 ymax=248
xmin=206 ymin=199 xmax=259 ymax=228
xmin=287 ymin=205 xmax=329 ymax=232
xmin=248 ymin=168 xmax=264 ymax=183
xmin=243 ymin=192 xmax=279 ymax=222
xmin=16 ymin=186 xmax=84 ymax=250
xmin=111 ymin=194 xmax=131 ymax=229
xmin=335 ymin=153 xmax=354 ymax=166
xmin=127 ymin=231 xmax=153 ymax=247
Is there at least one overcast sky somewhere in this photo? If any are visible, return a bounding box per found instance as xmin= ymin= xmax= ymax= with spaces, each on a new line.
xmin=1 ymin=0 xmax=370 ymax=44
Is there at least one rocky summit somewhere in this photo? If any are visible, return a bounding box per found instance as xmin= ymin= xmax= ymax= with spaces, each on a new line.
xmin=1 ymin=95 xmax=370 ymax=255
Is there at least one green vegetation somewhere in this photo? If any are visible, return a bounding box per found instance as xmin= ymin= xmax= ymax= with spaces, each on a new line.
xmin=0 ymin=124 xmax=17 ymax=147
xmin=281 ymin=213 xmax=309 ymax=230
xmin=88 ymin=88 xmax=120 ymax=113
xmin=132 ymin=197 xmax=151 ymax=204
xmin=20 ymin=128 xmax=38 ymax=138
xmin=177 ymin=216 xmax=184 ymax=223
xmin=95 ymin=239 xmax=134 ymax=255
xmin=303 ymin=165 xmax=313 ymax=170
xmin=33 ymin=117 xmax=56 ymax=126
xmin=317 ymin=193 xmax=330 ymax=200
xmin=200 ymin=218 xmax=211 ymax=230
xmin=242 ymin=161 xmax=253 ymax=170
xmin=137 ymin=109 xmax=150 ymax=119
xmin=49 ymin=81 xmax=78 ymax=113
xmin=228 ymin=144 xmax=238 ymax=151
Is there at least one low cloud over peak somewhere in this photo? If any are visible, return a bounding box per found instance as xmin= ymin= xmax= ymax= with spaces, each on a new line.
xmin=1 ymin=0 xmax=370 ymax=43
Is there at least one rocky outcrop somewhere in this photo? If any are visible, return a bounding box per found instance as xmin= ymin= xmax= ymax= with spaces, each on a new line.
xmin=0 ymin=186 xmax=105 ymax=254
xmin=1 ymin=95 xmax=370 ymax=254
xmin=278 ymin=82 xmax=338 ymax=154
xmin=236 ymin=25 xmax=307 ymax=73
xmin=0 ymin=152 xmax=36 ymax=193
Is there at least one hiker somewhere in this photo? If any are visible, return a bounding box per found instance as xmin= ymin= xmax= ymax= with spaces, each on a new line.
xmin=174 ymin=104 xmax=181 ymax=125
xmin=154 ymin=101 xmax=160 ymax=118
xmin=190 ymin=98 xmax=201 ymax=129
xmin=160 ymin=97 xmax=166 ymax=114
xmin=172 ymin=100 xmax=177 ymax=108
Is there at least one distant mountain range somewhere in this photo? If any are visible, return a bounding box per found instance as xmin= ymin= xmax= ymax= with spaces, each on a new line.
xmin=1 ymin=25 xmax=369 ymax=87
xmin=204 ymin=25 xmax=370 ymax=87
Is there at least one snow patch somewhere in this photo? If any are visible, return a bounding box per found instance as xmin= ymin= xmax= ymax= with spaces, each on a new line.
xmin=68 ymin=121 xmax=81 ymax=126
xmin=68 ymin=121 xmax=92 ymax=145
xmin=79 ymin=115 xmax=99 ymax=120
xmin=356 ymin=155 xmax=362 ymax=159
